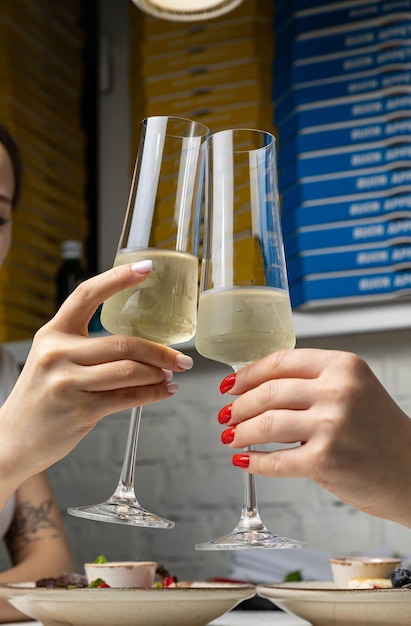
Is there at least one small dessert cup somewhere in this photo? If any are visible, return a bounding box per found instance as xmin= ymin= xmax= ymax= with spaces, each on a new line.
xmin=84 ymin=561 xmax=157 ymax=588
xmin=330 ymin=556 xmax=401 ymax=588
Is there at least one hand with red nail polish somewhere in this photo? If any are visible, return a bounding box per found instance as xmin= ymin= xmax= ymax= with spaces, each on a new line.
xmin=221 ymin=427 xmax=236 ymax=445
xmin=218 ymin=404 xmax=232 ymax=425
xmin=232 ymin=454 xmax=249 ymax=469
xmin=219 ymin=347 xmax=411 ymax=530
xmin=220 ymin=373 xmax=236 ymax=394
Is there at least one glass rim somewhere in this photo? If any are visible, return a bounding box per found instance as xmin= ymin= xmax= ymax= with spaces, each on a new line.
xmin=208 ymin=127 xmax=276 ymax=153
xmin=141 ymin=115 xmax=210 ymax=139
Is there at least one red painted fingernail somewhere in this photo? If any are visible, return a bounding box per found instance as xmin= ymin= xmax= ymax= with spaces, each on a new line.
xmin=221 ymin=427 xmax=236 ymax=445
xmin=218 ymin=404 xmax=232 ymax=424
xmin=232 ymin=454 xmax=250 ymax=468
xmin=220 ymin=373 xmax=236 ymax=394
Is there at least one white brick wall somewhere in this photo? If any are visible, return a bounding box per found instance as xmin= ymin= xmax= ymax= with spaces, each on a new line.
xmin=29 ymin=330 xmax=411 ymax=581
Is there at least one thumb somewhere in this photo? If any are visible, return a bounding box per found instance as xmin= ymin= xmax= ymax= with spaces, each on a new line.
xmin=50 ymin=260 xmax=152 ymax=333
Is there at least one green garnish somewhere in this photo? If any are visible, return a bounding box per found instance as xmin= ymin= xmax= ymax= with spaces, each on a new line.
xmin=94 ymin=555 xmax=107 ymax=564
xmin=87 ymin=578 xmax=107 ymax=588
xmin=283 ymin=570 xmax=303 ymax=582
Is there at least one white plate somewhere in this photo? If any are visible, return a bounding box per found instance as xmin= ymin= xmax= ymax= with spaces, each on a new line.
xmin=257 ymin=581 xmax=411 ymax=626
xmin=0 ymin=581 xmax=255 ymax=626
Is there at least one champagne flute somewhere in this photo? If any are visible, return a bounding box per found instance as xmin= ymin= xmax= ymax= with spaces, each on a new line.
xmin=195 ymin=128 xmax=304 ymax=549
xmin=68 ymin=116 xmax=209 ymax=527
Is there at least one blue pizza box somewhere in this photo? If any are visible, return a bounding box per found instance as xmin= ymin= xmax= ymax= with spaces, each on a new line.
xmin=274 ymin=72 xmax=411 ymax=132
xmin=274 ymin=0 xmax=331 ymax=18
xmin=281 ymin=193 xmax=411 ymax=235
xmin=275 ymin=39 xmax=411 ymax=88
xmin=274 ymin=16 xmax=411 ymax=72
xmin=281 ymin=167 xmax=411 ymax=211
xmin=286 ymin=18 xmax=411 ymax=62
xmin=279 ymin=141 xmax=411 ymax=190
xmin=275 ymin=0 xmax=404 ymax=17
xmin=275 ymin=0 xmax=378 ymax=16
xmin=278 ymin=117 xmax=411 ymax=158
xmin=289 ymin=43 xmax=411 ymax=85
xmin=275 ymin=88 xmax=400 ymax=136
xmin=287 ymin=244 xmax=411 ymax=284
xmin=289 ymin=267 xmax=411 ymax=309
xmin=284 ymin=217 xmax=411 ymax=258
xmin=275 ymin=1 xmax=411 ymax=41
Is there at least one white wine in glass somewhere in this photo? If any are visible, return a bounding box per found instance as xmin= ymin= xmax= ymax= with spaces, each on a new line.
xmin=68 ymin=116 xmax=209 ymax=527
xmin=195 ymin=128 xmax=304 ymax=549
xmin=101 ymin=248 xmax=198 ymax=345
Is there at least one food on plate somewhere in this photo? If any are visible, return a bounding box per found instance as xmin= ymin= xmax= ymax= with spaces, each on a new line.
xmin=347 ymin=577 xmax=392 ymax=589
xmin=84 ymin=560 xmax=157 ymax=588
xmin=391 ymin=568 xmax=411 ymax=589
xmin=329 ymin=556 xmax=401 ymax=588
xmin=35 ymin=562 xmax=178 ymax=589
xmin=339 ymin=565 xmax=411 ymax=590
xmin=36 ymin=572 xmax=88 ymax=588
xmin=154 ymin=564 xmax=178 ymax=588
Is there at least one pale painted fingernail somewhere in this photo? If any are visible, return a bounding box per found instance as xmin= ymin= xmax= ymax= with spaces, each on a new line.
xmin=163 ymin=369 xmax=173 ymax=381
xmin=131 ymin=260 xmax=153 ymax=274
xmin=176 ymin=354 xmax=193 ymax=370
xmin=167 ymin=382 xmax=179 ymax=394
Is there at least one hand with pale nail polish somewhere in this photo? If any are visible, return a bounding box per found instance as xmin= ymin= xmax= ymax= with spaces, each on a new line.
xmin=219 ymin=348 xmax=411 ymax=530
xmin=0 ymin=263 xmax=193 ymax=510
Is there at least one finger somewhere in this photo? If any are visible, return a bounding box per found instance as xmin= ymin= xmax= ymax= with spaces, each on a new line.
xmin=228 ymin=378 xmax=315 ymax=425
xmin=44 ymin=332 xmax=194 ymax=372
xmin=218 ymin=377 xmax=316 ymax=427
xmin=70 ymin=360 xmax=173 ymax=393
xmin=89 ymin=335 xmax=194 ymax=372
xmin=85 ymin=381 xmax=179 ymax=418
xmin=226 ymin=348 xmax=337 ymax=395
xmin=83 ymin=335 xmax=193 ymax=372
xmin=49 ymin=262 xmax=153 ymax=334
xmin=222 ymin=409 xmax=311 ymax=448
xmin=232 ymin=446 xmax=310 ymax=479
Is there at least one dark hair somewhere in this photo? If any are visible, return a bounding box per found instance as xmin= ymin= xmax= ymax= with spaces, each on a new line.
xmin=0 ymin=123 xmax=22 ymax=208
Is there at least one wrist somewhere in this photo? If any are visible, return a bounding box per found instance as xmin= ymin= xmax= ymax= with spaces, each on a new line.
xmin=0 ymin=422 xmax=30 ymax=509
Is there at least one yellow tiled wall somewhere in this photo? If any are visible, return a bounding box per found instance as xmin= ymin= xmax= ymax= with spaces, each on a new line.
xmin=0 ymin=0 xmax=88 ymax=340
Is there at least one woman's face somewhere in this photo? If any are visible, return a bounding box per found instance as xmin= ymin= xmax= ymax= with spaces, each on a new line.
xmin=0 ymin=142 xmax=14 ymax=266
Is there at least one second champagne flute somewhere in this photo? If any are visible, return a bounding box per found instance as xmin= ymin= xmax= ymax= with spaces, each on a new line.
xmin=68 ymin=116 xmax=209 ymax=527
xmin=195 ymin=128 xmax=304 ymax=548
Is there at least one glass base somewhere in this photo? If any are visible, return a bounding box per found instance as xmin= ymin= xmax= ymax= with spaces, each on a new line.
xmin=195 ymin=528 xmax=305 ymax=550
xmin=67 ymin=499 xmax=175 ymax=528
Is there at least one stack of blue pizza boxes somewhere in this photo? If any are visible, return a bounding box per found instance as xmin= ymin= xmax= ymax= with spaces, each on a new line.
xmin=274 ymin=0 xmax=411 ymax=309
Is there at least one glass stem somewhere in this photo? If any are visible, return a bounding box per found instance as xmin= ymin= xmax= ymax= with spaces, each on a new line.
xmin=231 ymin=365 xmax=266 ymax=533
xmin=235 ymin=446 xmax=266 ymax=531
xmin=112 ymin=406 xmax=142 ymax=502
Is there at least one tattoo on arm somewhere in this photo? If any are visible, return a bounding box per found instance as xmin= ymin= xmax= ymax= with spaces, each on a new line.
xmin=5 ymin=498 xmax=60 ymax=551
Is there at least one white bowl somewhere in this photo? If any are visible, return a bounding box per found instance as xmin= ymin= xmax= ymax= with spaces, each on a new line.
xmin=329 ymin=556 xmax=401 ymax=588
xmin=0 ymin=581 xmax=256 ymax=626
xmin=84 ymin=561 xmax=157 ymax=588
